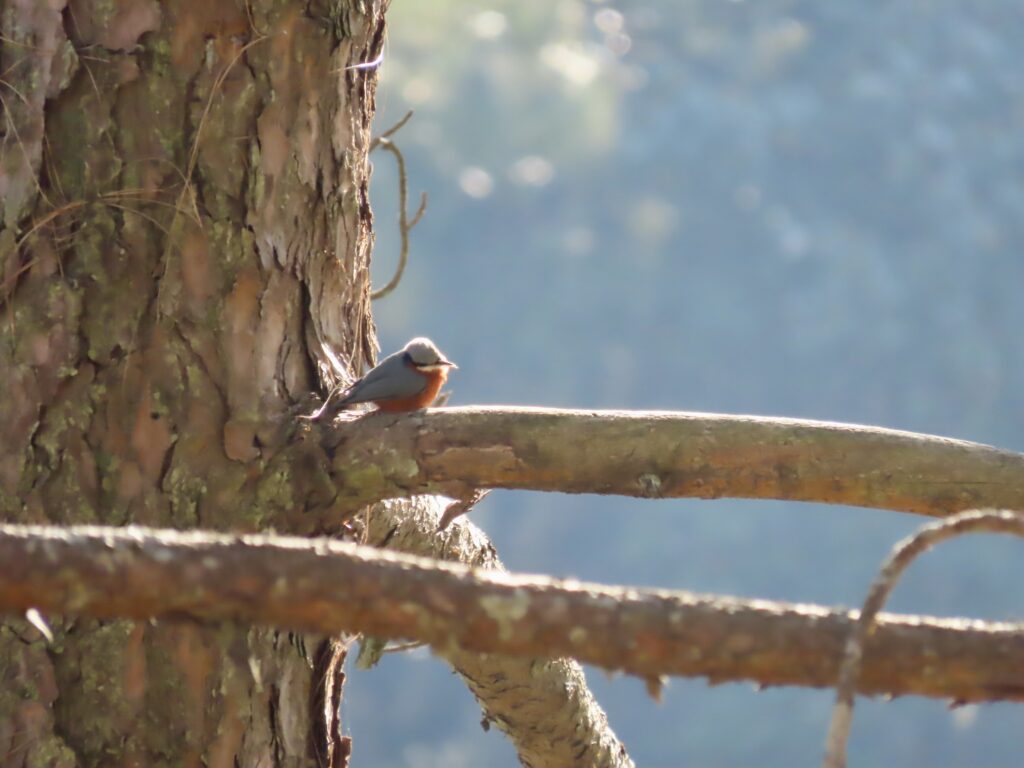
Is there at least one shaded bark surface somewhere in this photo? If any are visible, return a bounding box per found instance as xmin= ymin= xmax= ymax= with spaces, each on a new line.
xmin=0 ymin=1 xmax=383 ymax=764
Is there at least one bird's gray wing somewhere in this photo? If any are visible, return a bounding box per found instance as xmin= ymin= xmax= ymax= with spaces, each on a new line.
xmin=338 ymin=351 xmax=426 ymax=405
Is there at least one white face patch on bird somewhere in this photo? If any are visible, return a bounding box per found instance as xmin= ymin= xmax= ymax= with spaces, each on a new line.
xmin=403 ymin=337 xmax=457 ymax=371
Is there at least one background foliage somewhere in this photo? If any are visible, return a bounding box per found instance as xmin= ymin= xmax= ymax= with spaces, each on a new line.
xmin=351 ymin=1 xmax=1024 ymax=765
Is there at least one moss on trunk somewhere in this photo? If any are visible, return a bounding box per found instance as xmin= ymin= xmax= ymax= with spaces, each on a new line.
xmin=0 ymin=0 xmax=382 ymax=764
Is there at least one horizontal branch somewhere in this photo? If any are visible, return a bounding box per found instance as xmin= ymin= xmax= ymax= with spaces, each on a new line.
xmin=1 ymin=524 xmax=1021 ymax=703
xmin=320 ymin=407 xmax=1024 ymax=519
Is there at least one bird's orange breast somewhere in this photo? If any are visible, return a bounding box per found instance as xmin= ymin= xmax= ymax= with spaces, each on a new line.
xmin=374 ymin=367 xmax=449 ymax=412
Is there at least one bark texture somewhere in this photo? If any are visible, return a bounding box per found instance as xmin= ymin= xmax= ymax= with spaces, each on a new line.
xmin=1 ymin=522 xmax=1020 ymax=706
xmin=1 ymin=1 xmax=383 ymax=764
xmin=363 ymin=498 xmax=634 ymax=768
xmin=319 ymin=407 xmax=1024 ymax=519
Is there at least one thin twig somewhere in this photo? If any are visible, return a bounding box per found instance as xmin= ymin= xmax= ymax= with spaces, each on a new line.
xmin=0 ymin=34 xmax=38 ymax=49
xmin=381 ymin=640 xmax=426 ymax=654
xmin=343 ymin=53 xmax=384 ymax=73
xmin=13 ymin=201 xmax=87 ymax=251
xmin=42 ymin=134 xmax=67 ymax=202
xmin=3 ymin=184 xmax=197 ymax=308
xmin=369 ymin=137 xmax=427 ymax=300
xmin=367 ymin=111 xmax=425 ymax=300
xmin=438 ymin=488 xmax=492 ymax=531
xmin=102 ymin=201 xmax=171 ymax=236
xmin=822 ymin=509 xmax=1024 ymax=768
xmin=185 ymin=37 xmax=268 ymax=186
xmin=370 ymin=109 xmax=414 ymax=151
xmin=3 ymin=201 xmax=88 ymax=305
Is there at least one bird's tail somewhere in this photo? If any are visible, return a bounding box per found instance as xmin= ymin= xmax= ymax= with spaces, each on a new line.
xmin=305 ymin=382 xmax=358 ymax=421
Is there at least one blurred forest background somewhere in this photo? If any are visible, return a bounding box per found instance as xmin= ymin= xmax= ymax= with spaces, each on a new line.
xmin=348 ymin=1 xmax=1024 ymax=765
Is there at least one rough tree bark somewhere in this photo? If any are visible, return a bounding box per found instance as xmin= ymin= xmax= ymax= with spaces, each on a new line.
xmin=1 ymin=521 xmax=1020 ymax=706
xmin=0 ymin=1 xmax=383 ymax=765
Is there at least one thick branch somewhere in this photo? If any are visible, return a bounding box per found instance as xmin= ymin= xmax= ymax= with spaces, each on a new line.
xmin=1 ymin=524 xmax=1020 ymax=703
xmin=363 ymin=497 xmax=632 ymax=768
xmin=319 ymin=407 xmax=1024 ymax=519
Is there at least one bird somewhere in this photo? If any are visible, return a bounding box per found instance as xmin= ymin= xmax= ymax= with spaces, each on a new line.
xmin=310 ymin=337 xmax=456 ymax=418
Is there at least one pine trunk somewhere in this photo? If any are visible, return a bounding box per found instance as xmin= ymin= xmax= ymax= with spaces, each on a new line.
xmin=0 ymin=1 xmax=383 ymax=765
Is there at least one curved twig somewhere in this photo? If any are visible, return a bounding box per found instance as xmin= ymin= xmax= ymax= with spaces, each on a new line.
xmin=437 ymin=488 xmax=491 ymax=531
xmin=822 ymin=509 xmax=1024 ymax=768
xmin=370 ymin=110 xmax=414 ymax=150
xmin=369 ymin=111 xmax=427 ymax=300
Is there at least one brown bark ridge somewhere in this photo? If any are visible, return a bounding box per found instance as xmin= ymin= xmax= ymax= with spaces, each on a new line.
xmin=362 ymin=497 xmax=634 ymax=768
xmin=0 ymin=523 xmax=1020 ymax=707
xmin=311 ymin=637 xmax=354 ymax=768
xmin=0 ymin=1 xmax=384 ymax=765
xmin=320 ymin=406 xmax=1024 ymax=520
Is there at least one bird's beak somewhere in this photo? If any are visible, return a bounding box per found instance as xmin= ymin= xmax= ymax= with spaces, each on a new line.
xmin=417 ymin=359 xmax=457 ymax=372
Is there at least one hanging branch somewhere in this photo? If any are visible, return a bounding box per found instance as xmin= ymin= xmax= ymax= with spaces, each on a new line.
xmin=822 ymin=509 xmax=1024 ymax=768
xmin=369 ymin=111 xmax=427 ymax=300
xmin=370 ymin=110 xmax=414 ymax=148
xmin=315 ymin=406 xmax=1024 ymax=521
xmin=363 ymin=496 xmax=634 ymax=768
xmin=0 ymin=523 xmax=1021 ymax=704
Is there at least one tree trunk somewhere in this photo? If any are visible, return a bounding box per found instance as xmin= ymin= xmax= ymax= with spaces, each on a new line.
xmin=1 ymin=0 xmax=382 ymax=764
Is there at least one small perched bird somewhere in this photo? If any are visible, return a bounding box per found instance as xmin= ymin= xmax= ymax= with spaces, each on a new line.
xmin=312 ymin=337 xmax=456 ymax=418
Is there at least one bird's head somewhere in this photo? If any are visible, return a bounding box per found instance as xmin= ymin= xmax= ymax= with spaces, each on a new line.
xmin=403 ymin=337 xmax=457 ymax=372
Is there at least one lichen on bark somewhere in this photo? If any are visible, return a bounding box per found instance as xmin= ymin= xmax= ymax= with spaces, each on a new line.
xmin=1 ymin=0 xmax=385 ymax=764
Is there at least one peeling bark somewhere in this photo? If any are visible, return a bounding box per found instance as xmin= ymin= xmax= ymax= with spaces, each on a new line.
xmin=0 ymin=523 xmax=1020 ymax=707
xmin=317 ymin=406 xmax=1024 ymax=520
xmin=311 ymin=637 xmax=354 ymax=768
